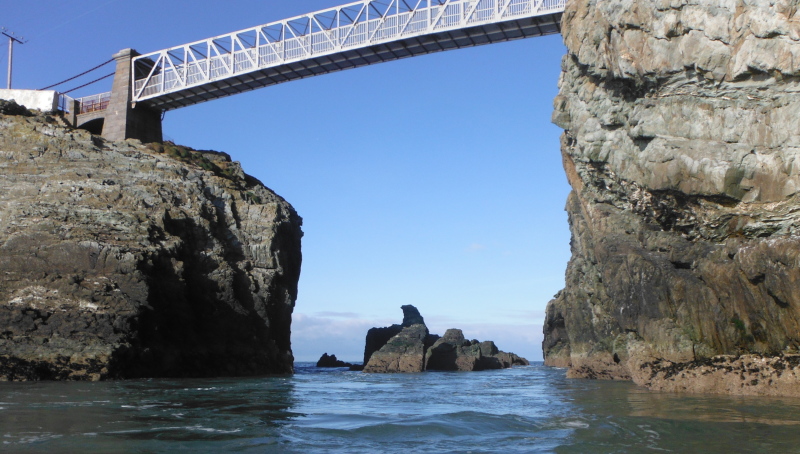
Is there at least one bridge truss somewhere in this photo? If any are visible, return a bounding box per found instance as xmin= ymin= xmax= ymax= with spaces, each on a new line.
xmin=131 ymin=0 xmax=564 ymax=111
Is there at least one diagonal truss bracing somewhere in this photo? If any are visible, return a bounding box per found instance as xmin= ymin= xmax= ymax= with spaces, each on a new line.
xmin=132 ymin=0 xmax=565 ymax=110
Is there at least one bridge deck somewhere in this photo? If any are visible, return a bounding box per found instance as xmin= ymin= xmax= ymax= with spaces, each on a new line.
xmin=132 ymin=0 xmax=564 ymax=111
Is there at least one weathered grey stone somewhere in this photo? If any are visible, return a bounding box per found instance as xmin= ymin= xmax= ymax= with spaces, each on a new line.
xmin=0 ymin=112 xmax=302 ymax=380
xmin=424 ymin=328 xmax=529 ymax=371
xmin=362 ymin=324 xmax=430 ymax=373
xmin=544 ymin=0 xmax=800 ymax=395
xmin=362 ymin=304 xmax=430 ymax=365
xmin=316 ymin=353 xmax=354 ymax=368
xmin=361 ymin=307 xmax=527 ymax=373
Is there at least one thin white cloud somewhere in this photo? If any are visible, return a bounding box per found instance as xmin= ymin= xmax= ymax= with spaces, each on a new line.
xmin=291 ymin=312 xmax=544 ymax=363
xmin=313 ymin=311 xmax=363 ymax=319
xmin=291 ymin=312 xmax=395 ymax=362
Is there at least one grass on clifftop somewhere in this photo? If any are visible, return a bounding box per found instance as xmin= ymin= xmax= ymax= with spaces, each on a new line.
xmin=144 ymin=142 xmax=270 ymax=204
xmin=146 ymin=142 xmax=239 ymax=181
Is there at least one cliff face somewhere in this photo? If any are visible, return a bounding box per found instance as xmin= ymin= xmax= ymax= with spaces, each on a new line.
xmin=543 ymin=0 xmax=800 ymax=394
xmin=0 ymin=109 xmax=302 ymax=380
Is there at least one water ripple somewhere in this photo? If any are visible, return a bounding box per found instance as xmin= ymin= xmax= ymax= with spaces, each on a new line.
xmin=1 ymin=364 xmax=799 ymax=452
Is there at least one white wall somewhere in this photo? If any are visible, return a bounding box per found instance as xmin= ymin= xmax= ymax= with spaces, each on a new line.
xmin=0 ymin=89 xmax=59 ymax=112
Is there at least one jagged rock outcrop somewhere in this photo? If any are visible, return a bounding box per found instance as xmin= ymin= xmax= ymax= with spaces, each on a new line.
xmin=363 ymin=306 xmax=527 ymax=373
xmin=425 ymin=329 xmax=529 ymax=371
xmin=0 ymin=108 xmax=302 ymax=380
xmin=362 ymin=323 xmax=433 ymax=373
xmin=362 ymin=304 xmax=428 ymax=365
xmin=543 ymin=0 xmax=800 ymax=395
xmin=316 ymin=353 xmax=354 ymax=368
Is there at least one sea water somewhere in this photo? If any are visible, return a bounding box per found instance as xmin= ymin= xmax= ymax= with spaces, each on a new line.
xmin=2 ymin=363 xmax=800 ymax=453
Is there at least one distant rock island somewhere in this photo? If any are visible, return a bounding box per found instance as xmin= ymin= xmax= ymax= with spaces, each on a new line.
xmin=316 ymin=353 xmax=355 ymax=369
xmin=358 ymin=305 xmax=528 ymax=373
xmin=0 ymin=102 xmax=302 ymax=380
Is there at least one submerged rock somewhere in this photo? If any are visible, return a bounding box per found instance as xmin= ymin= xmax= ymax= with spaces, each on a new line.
xmin=362 ymin=306 xmax=527 ymax=373
xmin=543 ymin=0 xmax=800 ymax=395
xmin=0 ymin=112 xmax=303 ymax=380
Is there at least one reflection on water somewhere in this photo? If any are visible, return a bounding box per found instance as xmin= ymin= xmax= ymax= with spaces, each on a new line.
xmin=626 ymin=385 xmax=800 ymax=426
xmin=552 ymin=375 xmax=800 ymax=454
xmin=1 ymin=364 xmax=800 ymax=453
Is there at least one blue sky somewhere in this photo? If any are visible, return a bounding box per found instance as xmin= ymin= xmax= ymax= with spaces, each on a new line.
xmin=4 ymin=0 xmax=570 ymax=361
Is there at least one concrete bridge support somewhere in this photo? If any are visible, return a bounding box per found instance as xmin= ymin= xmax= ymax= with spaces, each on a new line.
xmin=101 ymin=49 xmax=162 ymax=143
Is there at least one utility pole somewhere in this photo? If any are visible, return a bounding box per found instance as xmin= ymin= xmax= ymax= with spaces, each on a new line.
xmin=1 ymin=28 xmax=26 ymax=90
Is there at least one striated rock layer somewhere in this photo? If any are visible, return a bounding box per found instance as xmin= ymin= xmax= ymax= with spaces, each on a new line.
xmin=0 ymin=109 xmax=302 ymax=380
xmin=543 ymin=0 xmax=800 ymax=395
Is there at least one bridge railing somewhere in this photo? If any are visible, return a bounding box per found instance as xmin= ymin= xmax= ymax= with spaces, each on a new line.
xmin=57 ymin=94 xmax=76 ymax=114
xmin=132 ymin=0 xmax=565 ymax=104
xmin=77 ymin=92 xmax=111 ymax=114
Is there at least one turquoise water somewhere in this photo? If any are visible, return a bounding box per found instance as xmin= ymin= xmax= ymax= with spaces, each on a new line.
xmin=2 ymin=363 xmax=800 ymax=453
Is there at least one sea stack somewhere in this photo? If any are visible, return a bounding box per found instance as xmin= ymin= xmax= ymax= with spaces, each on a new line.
xmin=543 ymin=0 xmax=800 ymax=395
xmin=0 ymin=104 xmax=302 ymax=380
xmin=362 ymin=305 xmax=528 ymax=373
xmin=316 ymin=353 xmax=355 ymax=368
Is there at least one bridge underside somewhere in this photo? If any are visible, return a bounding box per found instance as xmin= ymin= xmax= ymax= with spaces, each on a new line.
xmin=138 ymin=13 xmax=561 ymax=112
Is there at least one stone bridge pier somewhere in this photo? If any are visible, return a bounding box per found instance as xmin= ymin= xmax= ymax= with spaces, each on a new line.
xmin=98 ymin=49 xmax=162 ymax=143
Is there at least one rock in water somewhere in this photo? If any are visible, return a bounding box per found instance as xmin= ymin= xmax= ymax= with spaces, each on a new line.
xmin=362 ymin=304 xmax=428 ymax=365
xmin=362 ymin=325 xmax=403 ymax=366
xmin=316 ymin=353 xmax=354 ymax=368
xmin=543 ymin=0 xmax=800 ymax=395
xmin=363 ymin=324 xmax=431 ymax=373
xmin=425 ymin=329 xmax=529 ymax=371
xmin=0 ymin=112 xmax=302 ymax=380
xmin=362 ymin=306 xmax=527 ymax=373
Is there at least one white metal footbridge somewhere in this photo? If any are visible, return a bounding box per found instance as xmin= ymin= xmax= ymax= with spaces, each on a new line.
xmin=129 ymin=0 xmax=564 ymax=111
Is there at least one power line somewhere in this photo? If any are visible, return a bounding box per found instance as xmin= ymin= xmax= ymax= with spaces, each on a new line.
xmin=39 ymin=58 xmax=114 ymax=90
xmin=25 ymin=0 xmax=122 ymax=41
xmin=61 ymin=72 xmax=114 ymax=94
xmin=0 ymin=27 xmax=27 ymax=44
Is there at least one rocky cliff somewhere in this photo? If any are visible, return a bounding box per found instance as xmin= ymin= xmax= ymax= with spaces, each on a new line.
xmin=543 ymin=0 xmax=800 ymax=395
xmin=0 ymin=105 xmax=302 ymax=380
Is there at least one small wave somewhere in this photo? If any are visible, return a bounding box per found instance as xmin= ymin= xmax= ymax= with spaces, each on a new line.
xmin=108 ymin=425 xmax=242 ymax=436
xmin=561 ymin=420 xmax=590 ymax=429
xmin=6 ymin=433 xmax=63 ymax=445
xmin=193 ymin=427 xmax=243 ymax=434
